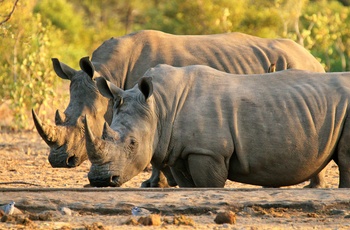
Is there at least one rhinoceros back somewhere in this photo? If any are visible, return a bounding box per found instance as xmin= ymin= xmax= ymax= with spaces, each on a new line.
xmin=91 ymin=30 xmax=324 ymax=89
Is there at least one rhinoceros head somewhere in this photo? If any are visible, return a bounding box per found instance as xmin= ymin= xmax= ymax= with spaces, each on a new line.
xmin=85 ymin=77 xmax=156 ymax=187
xmin=32 ymin=57 xmax=112 ymax=168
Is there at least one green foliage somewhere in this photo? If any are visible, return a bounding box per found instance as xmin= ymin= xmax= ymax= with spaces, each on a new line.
xmin=34 ymin=0 xmax=87 ymax=68
xmin=1 ymin=0 xmax=350 ymax=129
xmin=142 ymin=0 xmax=282 ymax=37
xmin=299 ymin=0 xmax=350 ymax=71
xmin=34 ymin=0 xmax=83 ymax=38
xmin=142 ymin=0 xmax=241 ymax=34
xmin=0 ymin=1 xmax=68 ymax=129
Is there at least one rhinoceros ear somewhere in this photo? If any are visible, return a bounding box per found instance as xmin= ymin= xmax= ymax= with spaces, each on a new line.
xmin=96 ymin=77 xmax=123 ymax=100
xmin=138 ymin=76 xmax=153 ymax=100
xmin=96 ymin=77 xmax=113 ymax=99
xmin=51 ymin=58 xmax=77 ymax=80
xmin=79 ymin=56 xmax=95 ymax=79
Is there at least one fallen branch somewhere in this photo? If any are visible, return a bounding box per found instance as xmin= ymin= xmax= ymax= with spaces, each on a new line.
xmin=0 ymin=0 xmax=19 ymax=26
xmin=0 ymin=181 xmax=41 ymax=187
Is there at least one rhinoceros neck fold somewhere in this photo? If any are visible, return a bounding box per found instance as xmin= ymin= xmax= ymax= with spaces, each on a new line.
xmin=92 ymin=37 xmax=132 ymax=89
xmin=149 ymin=69 xmax=191 ymax=166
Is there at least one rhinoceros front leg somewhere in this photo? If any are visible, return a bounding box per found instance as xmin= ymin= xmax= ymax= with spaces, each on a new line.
xmin=141 ymin=167 xmax=168 ymax=188
xmin=187 ymin=153 xmax=228 ymax=187
xmin=141 ymin=166 xmax=178 ymax=188
xmin=170 ymin=158 xmax=196 ymax=187
xmin=161 ymin=165 xmax=178 ymax=187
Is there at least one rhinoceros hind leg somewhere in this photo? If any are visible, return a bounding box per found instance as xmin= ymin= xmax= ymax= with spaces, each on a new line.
xmin=303 ymin=168 xmax=327 ymax=188
xmin=334 ymin=118 xmax=350 ymax=188
xmin=338 ymin=156 xmax=350 ymax=188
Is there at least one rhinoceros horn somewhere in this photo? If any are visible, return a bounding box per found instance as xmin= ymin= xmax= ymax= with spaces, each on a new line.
xmin=84 ymin=115 xmax=106 ymax=162
xmin=102 ymin=122 xmax=120 ymax=142
xmin=32 ymin=109 xmax=64 ymax=148
xmin=55 ymin=109 xmax=65 ymax=125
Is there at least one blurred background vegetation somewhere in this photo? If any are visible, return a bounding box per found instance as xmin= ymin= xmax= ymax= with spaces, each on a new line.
xmin=1 ymin=0 xmax=350 ymax=129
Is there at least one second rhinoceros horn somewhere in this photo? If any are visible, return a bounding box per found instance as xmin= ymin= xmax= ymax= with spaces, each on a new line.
xmin=55 ymin=109 xmax=66 ymax=125
xmin=32 ymin=109 xmax=65 ymax=148
xmin=84 ymin=115 xmax=107 ymax=162
xmin=102 ymin=122 xmax=120 ymax=142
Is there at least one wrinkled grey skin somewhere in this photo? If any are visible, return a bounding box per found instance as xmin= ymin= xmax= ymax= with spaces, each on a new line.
xmin=32 ymin=30 xmax=325 ymax=187
xmin=86 ymin=65 xmax=350 ymax=188
xmin=32 ymin=58 xmax=112 ymax=168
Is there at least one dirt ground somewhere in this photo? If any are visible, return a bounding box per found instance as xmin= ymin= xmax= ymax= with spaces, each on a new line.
xmin=0 ymin=129 xmax=349 ymax=229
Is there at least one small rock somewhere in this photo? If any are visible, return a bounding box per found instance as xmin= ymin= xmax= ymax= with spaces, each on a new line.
xmin=59 ymin=226 xmax=73 ymax=230
xmin=28 ymin=213 xmax=39 ymax=221
xmin=329 ymin=209 xmax=346 ymax=215
xmin=214 ymin=211 xmax=236 ymax=224
xmin=138 ymin=214 xmax=161 ymax=226
xmin=307 ymin=213 xmax=319 ymax=218
xmin=243 ymin=206 xmax=256 ymax=216
xmin=173 ymin=215 xmax=195 ymax=226
xmin=1 ymin=215 xmax=14 ymax=222
xmin=124 ymin=217 xmax=139 ymax=226
xmin=17 ymin=217 xmax=35 ymax=227
xmin=38 ymin=212 xmax=54 ymax=221
xmin=84 ymin=222 xmax=105 ymax=230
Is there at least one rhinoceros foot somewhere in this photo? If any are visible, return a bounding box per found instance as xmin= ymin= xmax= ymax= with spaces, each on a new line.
xmin=141 ymin=171 xmax=171 ymax=188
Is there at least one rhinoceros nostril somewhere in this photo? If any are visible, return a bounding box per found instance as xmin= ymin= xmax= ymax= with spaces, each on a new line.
xmin=110 ymin=175 xmax=120 ymax=187
xmin=66 ymin=155 xmax=78 ymax=167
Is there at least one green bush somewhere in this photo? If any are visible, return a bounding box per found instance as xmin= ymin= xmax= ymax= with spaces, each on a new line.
xmin=0 ymin=3 xmax=68 ymax=129
xmin=1 ymin=0 xmax=350 ymax=130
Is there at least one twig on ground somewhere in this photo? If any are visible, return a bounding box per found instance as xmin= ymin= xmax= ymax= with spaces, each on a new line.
xmin=0 ymin=181 xmax=41 ymax=187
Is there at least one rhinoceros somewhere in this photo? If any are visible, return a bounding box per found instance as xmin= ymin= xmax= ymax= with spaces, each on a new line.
xmin=85 ymin=65 xmax=350 ymax=188
xmin=32 ymin=30 xmax=325 ymax=187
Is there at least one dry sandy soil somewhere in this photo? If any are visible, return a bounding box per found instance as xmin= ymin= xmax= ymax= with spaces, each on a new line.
xmin=0 ymin=129 xmax=350 ymax=229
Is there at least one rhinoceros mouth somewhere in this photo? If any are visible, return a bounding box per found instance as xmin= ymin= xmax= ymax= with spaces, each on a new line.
xmin=48 ymin=144 xmax=84 ymax=168
xmin=88 ymin=174 xmax=122 ymax=187
xmin=48 ymin=151 xmax=70 ymax=168
xmin=110 ymin=175 xmax=122 ymax=187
